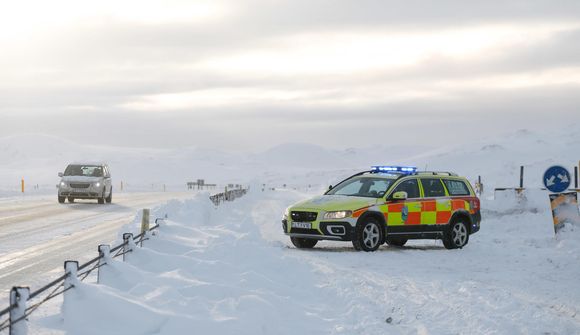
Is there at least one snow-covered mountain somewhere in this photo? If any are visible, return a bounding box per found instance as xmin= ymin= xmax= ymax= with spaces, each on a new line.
xmin=1 ymin=124 xmax=579 ymax=195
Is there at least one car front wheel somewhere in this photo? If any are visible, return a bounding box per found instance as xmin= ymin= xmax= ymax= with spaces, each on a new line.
xmin=106 ymin=187 xmax=112 ymax=203
xmin=353 ymin=217 xmax=383 ymax=252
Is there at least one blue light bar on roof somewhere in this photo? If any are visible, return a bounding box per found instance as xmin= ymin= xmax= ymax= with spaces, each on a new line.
xmin=371 ymin=165 xmax=417 ymax=174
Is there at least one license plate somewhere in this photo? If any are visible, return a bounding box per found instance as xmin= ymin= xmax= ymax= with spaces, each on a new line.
xmin=291 ymin=222 xmax=312 ymax=229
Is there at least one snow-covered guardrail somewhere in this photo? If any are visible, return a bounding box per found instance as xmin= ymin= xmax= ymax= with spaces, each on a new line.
xmin=210 ymin=188 xmax=248 ymax=206
xmin=0 ymin=218 xmax=165 ymax=335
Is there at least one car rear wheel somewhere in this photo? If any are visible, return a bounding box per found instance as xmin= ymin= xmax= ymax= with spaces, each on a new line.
xmin=352 ymin=217 xmax=383 ymax=252
xmin=290 ymin=237 xmax=318 ymax=249
xmin=385 ymin=237 xmax=407 ymax=247
xmin=443 ymin=220 xmax=469 ymax=249
xmin=68 ymin=197 xmax=75 ymax=203
xmin=58 ymin=196 xmax=65 ymax=204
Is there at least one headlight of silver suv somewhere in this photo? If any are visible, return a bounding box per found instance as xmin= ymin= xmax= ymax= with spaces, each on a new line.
xmin=94 ymin=182 xmax=101 ymax=188
xmin=323 ymin=210 xmax=352 ymax=219
xmin=60 ymin=181 xmax=67 ymax=187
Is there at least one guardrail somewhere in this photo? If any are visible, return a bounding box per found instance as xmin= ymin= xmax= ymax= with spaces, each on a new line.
xmin=210 ymin=188 xmax=248 ymax=206
xmin=0 ymin=189 xmax=250 ymax=334
xmin=0 ymin=218 xmax=164 ymax=335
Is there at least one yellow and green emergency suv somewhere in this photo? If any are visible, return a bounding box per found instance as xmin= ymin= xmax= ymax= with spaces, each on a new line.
xmin=282 ymin=166 xmax=481 ymax=251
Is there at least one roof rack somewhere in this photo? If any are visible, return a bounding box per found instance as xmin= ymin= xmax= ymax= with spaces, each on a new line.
xmin=413 ymin=171 xmax=458 ymax=176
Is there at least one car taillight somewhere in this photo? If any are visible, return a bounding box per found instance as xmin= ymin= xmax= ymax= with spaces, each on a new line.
xmin=469 ymin=199 xmax=480 ymax=210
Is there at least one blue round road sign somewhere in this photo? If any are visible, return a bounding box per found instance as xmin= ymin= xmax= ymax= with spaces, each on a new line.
xmin=543 ymin=165 xmax=571 ymax=193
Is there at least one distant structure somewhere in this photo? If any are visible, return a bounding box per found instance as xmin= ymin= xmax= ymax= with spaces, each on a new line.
xmin=187 ymin=179 xmax=217 ymax=190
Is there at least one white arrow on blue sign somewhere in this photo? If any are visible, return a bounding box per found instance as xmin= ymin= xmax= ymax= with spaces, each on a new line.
xmin=543 ymin=165 xmax=571 ymax=193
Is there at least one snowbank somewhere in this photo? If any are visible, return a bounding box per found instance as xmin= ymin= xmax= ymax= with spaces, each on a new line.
xmin=33 ymin=188 xmax=580 ymax=334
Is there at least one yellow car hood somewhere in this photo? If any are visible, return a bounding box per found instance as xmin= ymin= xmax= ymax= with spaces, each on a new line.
xmin=291 ymin=195 xmax=379 ymax=212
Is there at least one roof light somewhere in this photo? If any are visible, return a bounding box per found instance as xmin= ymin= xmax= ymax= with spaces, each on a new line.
xmin=371 ymin=166 xmax=417 ymax=174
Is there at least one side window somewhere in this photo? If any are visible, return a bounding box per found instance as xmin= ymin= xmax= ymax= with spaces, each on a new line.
xmin=443 ymin=180 xmax=470 ymax=196
xmin=421 ymin=178 xmax=446 ymax=197
xmin=392 ymin=179 xmax=420 ymax=198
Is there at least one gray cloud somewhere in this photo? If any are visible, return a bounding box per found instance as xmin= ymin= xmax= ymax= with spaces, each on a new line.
xmin=1 ymin=0 xmax=580 ymax=152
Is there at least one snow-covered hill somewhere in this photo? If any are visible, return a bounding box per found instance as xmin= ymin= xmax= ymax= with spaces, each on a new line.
xmin=1 ymin=124 xmax=579 ymax=196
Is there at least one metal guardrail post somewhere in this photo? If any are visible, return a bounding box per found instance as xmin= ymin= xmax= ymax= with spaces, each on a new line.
xmin=123 ymin=233 xmax=135 ymax=262
xmin=64 ymin=261 xmax=78 ymax=291
xmin=97 ymin=245 xmax=110 ymax=284
xmin=62 ymin=261 xmax=79 ymax=319
xmin=9 ymin=286 xmax=29 ymax=335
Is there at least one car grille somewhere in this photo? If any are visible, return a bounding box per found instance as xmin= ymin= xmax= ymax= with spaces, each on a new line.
xmin=70 ymin=183 xmax=90 ymax=189
xmin=291 ymin=211 xmax=317 ymax=222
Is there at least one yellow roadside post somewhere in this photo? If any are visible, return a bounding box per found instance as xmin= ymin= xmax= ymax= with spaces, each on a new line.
xmin=21 ymin=178 xmax=24 ymax=193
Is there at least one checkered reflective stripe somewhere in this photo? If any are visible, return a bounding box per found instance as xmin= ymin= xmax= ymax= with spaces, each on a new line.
xmin=381 ymin=198 xmax=471 ymax=226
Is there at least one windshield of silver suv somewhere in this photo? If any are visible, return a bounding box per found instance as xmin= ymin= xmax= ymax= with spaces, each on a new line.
xmin=64 ymin=165 xmax=103 ymax=177
xmin=326 ymin=176 xmax=394 ymax=198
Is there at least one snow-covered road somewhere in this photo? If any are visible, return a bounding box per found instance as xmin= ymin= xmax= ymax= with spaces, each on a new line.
xmin=0 ymin=192 xmax=194 ymax=303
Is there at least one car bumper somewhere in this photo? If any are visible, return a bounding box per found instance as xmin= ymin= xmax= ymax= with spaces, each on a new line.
xmin=470 ymin=212 xmax=481 ymax=234
xmin=282 ymin=219 xmax=354 ymax=241
xmin=59 ymin=191 xmax=101 ymax=199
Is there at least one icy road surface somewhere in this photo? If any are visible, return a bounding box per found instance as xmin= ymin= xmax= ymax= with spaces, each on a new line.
xmin=0 ymin=192 xmax=194 ymax=302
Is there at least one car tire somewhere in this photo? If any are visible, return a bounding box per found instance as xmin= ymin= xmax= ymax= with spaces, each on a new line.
xmin=385 ymin=237 xmax=407 ymax=247
xmin=106 ymin=188 xmax=112 ymax=203
xmin=58 ymin=196 xmax=65 ymax=204
xmin=98 ymin=188 xmax=106 ymax=204
xmin=68 ymin=197 xmax=75 ymax=203
xmin=443 ymin=219 xmax=469 ymax=249
xmin=352 ymin=217 xmax=383 ymax=252
xmin=290 ymin=237 xmax=318 ymax=249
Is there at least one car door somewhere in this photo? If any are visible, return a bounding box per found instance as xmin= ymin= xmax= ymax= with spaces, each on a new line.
xmin=384 ymin=178 xmax=422 ymax=226
xmin=419 ymin=178 xmax=451 ymax=225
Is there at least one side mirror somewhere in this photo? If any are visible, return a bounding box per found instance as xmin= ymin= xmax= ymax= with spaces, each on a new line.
xmin=328 ymin=185 xmax=333 ymax=191
xmin=58 ymin=172 xmax=63 ymax=177
xmin=392 ymin=191 xmax=408 ymax=200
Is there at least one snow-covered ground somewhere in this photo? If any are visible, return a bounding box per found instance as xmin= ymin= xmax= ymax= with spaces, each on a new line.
xmin=2 ymin=125 xmax=580 ymax=334
xmin=16 ymin=186 xmax=577 ymax=334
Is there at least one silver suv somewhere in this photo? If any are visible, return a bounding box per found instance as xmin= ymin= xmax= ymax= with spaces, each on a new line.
xmin=58 ymin=163 xmax=113 ymax=204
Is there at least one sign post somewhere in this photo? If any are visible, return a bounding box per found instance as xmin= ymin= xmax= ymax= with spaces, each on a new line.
xmin=544 ymin=165 xmax=580 ymax=233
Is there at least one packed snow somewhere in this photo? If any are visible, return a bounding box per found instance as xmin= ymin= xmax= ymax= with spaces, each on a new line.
xmin=1 ymin=126 xmax=580 ymax=334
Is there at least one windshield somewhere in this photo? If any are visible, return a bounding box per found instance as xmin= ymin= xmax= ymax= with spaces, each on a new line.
xmin=326 ymin=176 xmax=394 ymax=198
xmin=64 ymin=165 xmax=103 ymax=177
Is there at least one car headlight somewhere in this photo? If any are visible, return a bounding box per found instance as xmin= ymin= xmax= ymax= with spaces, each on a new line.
xmin=94 ymin=182 xmax=101 ymax=187
xmin=323 ymin=210 xmax=352 ymax=219
xmin=60 ymin=181 xmax=67 ymax=187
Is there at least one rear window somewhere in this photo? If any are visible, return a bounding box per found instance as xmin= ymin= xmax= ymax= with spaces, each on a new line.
xmin=443 ymin=179 xmax=471 ymax=196
xmin=421 ymin=178 xmax=447 ymax=197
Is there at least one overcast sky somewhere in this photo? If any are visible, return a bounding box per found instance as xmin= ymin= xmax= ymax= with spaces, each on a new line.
xmin=1 ymin=0 xmax=579 ymax=151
